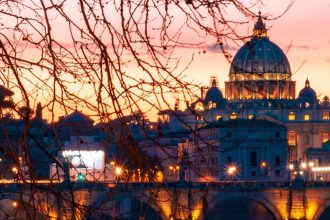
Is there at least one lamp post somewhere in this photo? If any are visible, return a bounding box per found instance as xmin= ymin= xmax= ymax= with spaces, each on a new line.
xmin=288 ymin=160 xmax=315 ymax=182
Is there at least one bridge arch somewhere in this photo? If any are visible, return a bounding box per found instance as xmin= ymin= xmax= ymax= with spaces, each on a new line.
xmin=0 ymin=193 xmax=48 ymax=219
xmin=204 ymin=192 xmax=281 ymax=220
xmin=313 ymin=201 xmax=330 ymax=220
xmin=87 ymin=191 xmax=164 ymax=219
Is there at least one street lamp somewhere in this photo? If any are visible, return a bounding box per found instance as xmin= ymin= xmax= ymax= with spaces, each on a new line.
xmin=225 ymin=165 xmax=238 ymax=180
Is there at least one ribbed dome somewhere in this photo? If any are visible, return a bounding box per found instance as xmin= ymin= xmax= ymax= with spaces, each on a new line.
xmin=298 ymin=79 xmax=317 ymax=105
xmin=229 ymin=13 xmax=291 ymax=75
xmin=204 ymin=79 xmax=225 ymax=105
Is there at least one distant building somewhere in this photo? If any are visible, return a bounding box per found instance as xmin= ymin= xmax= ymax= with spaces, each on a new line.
xmin=179 ymin=119 xmax=288 ymax=181
xmin=160 ymin=13 xmax=330 ymax=182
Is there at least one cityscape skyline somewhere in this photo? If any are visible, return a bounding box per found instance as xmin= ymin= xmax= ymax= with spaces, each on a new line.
xmin=2 ymin=1 xmax=330 ymax=122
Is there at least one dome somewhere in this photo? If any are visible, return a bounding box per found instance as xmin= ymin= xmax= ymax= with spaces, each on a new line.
xmin=298 ymin=79 xmax=317 ymax=106
xmin=204 ymin=79 xmax=225 ymax=105
xmin=229 ymin=13 xmax=291 ymax=75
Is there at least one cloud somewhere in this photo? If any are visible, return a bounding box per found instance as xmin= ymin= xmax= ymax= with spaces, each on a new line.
xmin=326 ymin=58 xmax=330 ymax=63
xmin=206 ymin=43 xmax=237 ymax=53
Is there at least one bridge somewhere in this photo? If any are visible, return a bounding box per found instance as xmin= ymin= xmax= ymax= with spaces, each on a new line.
xmin=1 ymin=180 xmax=330 ymax=220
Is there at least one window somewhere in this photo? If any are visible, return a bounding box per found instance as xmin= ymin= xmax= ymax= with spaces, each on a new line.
xmin=195 ymin=102 xmax=204 ymax=111
xmin=304 ymin=114 xmax=310 ymax=121
xmin=304 ymin=134 xmax=309 ymax=144
xmin=305 ymin=102 xmax=310 ymax=108
xmin=226 ymin=156 xmax=232 ymax=165
xmin=230 ymin=112 xmax=238 ymax=120
xmin=323 ymin=112 xmax=330 ymax=120
xmin=275 ymin=156 xmax=280 ymax=166
xmin=323 ymin=132 xmax=329 ymax=143
xmin=288 ymin=112 xmax=295 ymax=120
xmin=247 ymin=114 xmax=254 ymax=120
xmin=275 ymin=132 xmax=280 ymax=138
xmin=226 ymin=132 xmax=232 ymax=138
xmin=275 ymin=170 xmax=280 ymax=176
xmin=216 ymin=115 xmax=222 ymax=121
xmin=250 ymin=151 xmax=257 ymax=166
xmin=288 ymin=131 xmax=297 ymax=146
xmin=251 ymin=171 xmax=256 ymax=176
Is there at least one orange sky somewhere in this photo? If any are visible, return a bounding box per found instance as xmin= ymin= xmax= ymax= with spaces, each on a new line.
xmin=3 ymin=1 xmax=330 ymax=122
xmin=182 ymin=1 xmax=330 ymax=98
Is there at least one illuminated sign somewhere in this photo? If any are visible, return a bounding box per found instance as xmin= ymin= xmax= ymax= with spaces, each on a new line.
xmin=62 ymin=150 xmax=104 ymax=170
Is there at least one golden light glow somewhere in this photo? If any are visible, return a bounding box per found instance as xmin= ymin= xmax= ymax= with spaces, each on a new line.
xmin=290 ymin=210 xmax=305 ymax=219
xmin=288 ymin=112 xmax=295 ymax=121
xmin=300 ymin=162 xmax=307 ymax=169
xmin=230 ymin=112 xmax=238 ymax=120
xmin=115 ymin=167 xmax=122 ymax=175
xmin=248 ymin=114 xmax=254 ymax=120
xmin=110 ymin=161 xmax=115 ymax=166
xmin=11 ymin=167 xmax=18 ymax=174
xmin=308 ymin=161 xmax=315 ymax=168
xmin=306 ymin=200 xmax=318 ymax=220
xmin=227 ymin=165 xmax=237 ymax=176
xmin=155 ymin=170 xmax=164 ymax=182
xmin=216 ymin=115 xmax=222 ymax=120
xmin=12 ymin=201 xmax=18 ymax=208
xmin=195 ymin=102 xmax=204 ymax=111
xmin=323 ymin=112 xmax=329 ymax=120
xmin=289 ymin=164 xmax=294 ymax=170
xmin=260 ymin=161 xmax=267 ymax=169
xmin=323 ymin=132 xmax=329 ymax=143
xmin=304 ymin=114 xmax=310 ymax=121
xmin=191 ymin=202 xmax=202 ymax=220
xmin=288 ymin=131 xmax=297 ymax=146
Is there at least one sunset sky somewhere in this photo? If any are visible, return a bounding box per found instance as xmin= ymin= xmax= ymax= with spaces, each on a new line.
xmin=2 ymin=0 xmax=330 ymax=122
xmin=184 ymin=0 xmax=330 ymax=98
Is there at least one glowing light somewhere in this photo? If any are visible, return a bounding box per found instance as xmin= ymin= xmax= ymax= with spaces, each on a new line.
xmin=308 ymin=161 xmax=315 ymax=168
xmin=169 ymin=166 xmax=173 ymax=170
xmin=155 ymin=171 xmax=164 ymax=182
xmin=230 ymin=112 xmax=238 ymax=120
xmin=311 ymin=166 xmax=330 ymax=172
xmin=110 ymin=161 xmax=115 ymax=166
xmin=226 ymin=165 xmax=237 ymax=176
xmin=300 ymin=162 xmax=307 ymax=169
xmin=288 ymin=112 xmax=295 ymax=121
xmin=11 ymin=167 xmax=18 ymax=174
xmin=289 ymin=164 xmax=294 ymax=170
xmin=260 ymin=161 xmax=267 ymax=169
xmin=12 ymin=201 xmax=18 ymax=208
xmin=306 ymin=201 xmax=318 ymax=220
xmin=299 ymin=171 xmax=304 ymax=175
xmin=77 ymin=172 xmax=85 ymax=182
xmin=62 ymin=150 xmax=104 ymax=170
xmin=304 ymin=114 xmax=310 ymax=121
xmin=115 ymin=167 xmax=122 ymax=175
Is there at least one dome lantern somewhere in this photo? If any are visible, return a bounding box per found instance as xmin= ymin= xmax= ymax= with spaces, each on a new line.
xmin=253 ymin=11 xmax=268 ymax=38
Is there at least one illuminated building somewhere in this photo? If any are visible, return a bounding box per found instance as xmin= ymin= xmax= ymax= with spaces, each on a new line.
xmin=160 ymin=13 xmax=330 ymax=181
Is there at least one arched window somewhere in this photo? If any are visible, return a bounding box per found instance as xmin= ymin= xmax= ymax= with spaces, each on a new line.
xmin=288 ymin=131 xmax=297 ymax=146
xmin=250 ymin=151 xmax=257 ymax=167
xmin=275 ymin=156 xmax=280 ymax=166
